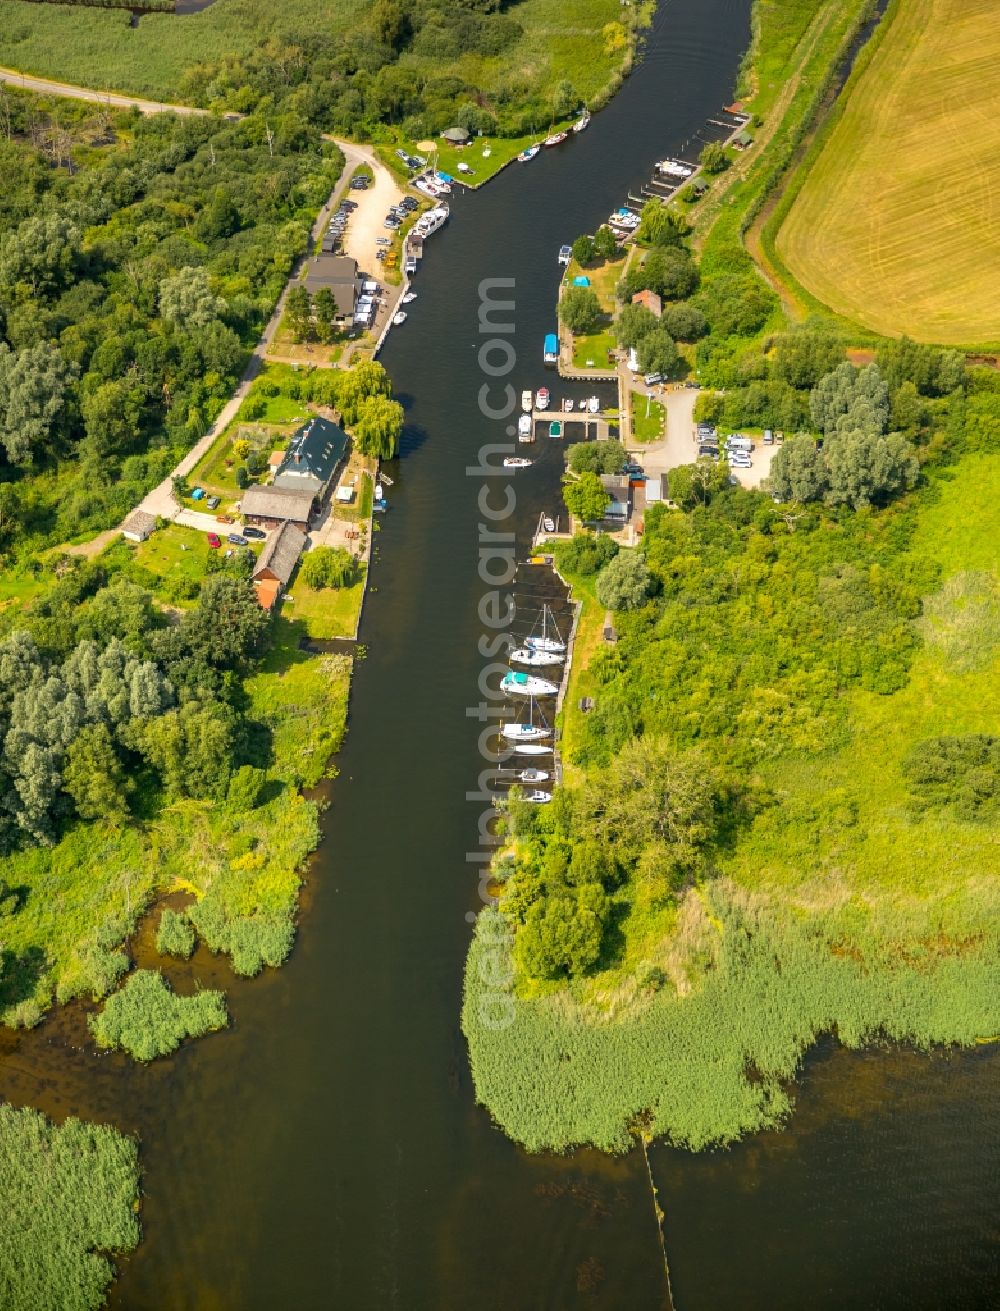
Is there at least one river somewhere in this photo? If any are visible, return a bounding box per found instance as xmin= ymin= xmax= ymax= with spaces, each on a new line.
xmin=1 ymin=1 xmax=999 ymax=1306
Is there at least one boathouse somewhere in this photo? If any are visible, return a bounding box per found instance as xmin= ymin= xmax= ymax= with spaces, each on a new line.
xmin=273 ymin=416 xmax=348 ymax=501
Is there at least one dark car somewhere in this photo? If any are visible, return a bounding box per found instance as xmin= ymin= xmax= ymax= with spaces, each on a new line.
xmin=350 ymin=176 xmax=369 ymax=190
xmin=399 ymin=197 xmax=418 ymax=212
xmin=227 ymin=532 xmax=248 ymax=547
xmin=242 ymin=525 xmax=266 ymax=540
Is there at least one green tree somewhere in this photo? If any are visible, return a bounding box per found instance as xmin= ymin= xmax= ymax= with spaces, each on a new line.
xmin=667 ymin=458 xmax=730 ymax=509
xmin=810 ymin=362 xmax=889 ymax=438
xmin=771 ymin=332 xmax=844 ymax=389
xmin=695 ymin=272 xmax=775 ymax=337
xmin=140 ymin=701 xmax=234 ymax=801
xmin=563 ymin=471 xmax=609 ymax=523
xmin=637 ymin=328 xmax=677 ymax=377
xmin=62 ymin=722 xmax=129 ymax=825
xmin=158 ymin=266 xmax=225 ymax=329
xmin=693 ymin=390 xmax=724 ymax=425
xmin=0 ymin=342 xmax=78 ymax=464
xmin=766 ymin=433 xmax=827 ymax=503
xmin=616 ymin=303 xmax=658 ymax=349
xmin=285 ymin=285 xmax=313 ymax=343
xmin=311 ymin=287 xmax=338 ymax=343
xmin=300 ymin=545 xmax=358 ymax=590
xmin=515 ymin=885 xmax=607 ymax=979
xmin=354 ymin=394 xmax=404 ymax=459
xmin=593 ymin=224 xmax=619 ymax=261
xmin=643 ymin=247 xmax=698 ymax=300
xmin=824 ymin=428 xmax=919 ymax=509
xmin=559 ymin=286 xmax=603 ymax=335
xmin=338 ymin=360 xmax=392 ymax=424
xmin=636 ymin=199 xmax=687 ymax=247
xmin=699 ymin=141 xmax=729 ymax=174
xmin=571 ymin=234 xmax=596 ymax=265
xmin=567 ymin=439 xmax=627 ymax=476
xmin=595 ymin=549 xmax=652 ymax=610
xmin=227 ymin=764 xmax=267 ymax=811
xmin=0 ymin=212 xmax=80 ymax=299
xmin=80 ymin=379 xmax=143 ymax=458
xmin=660 ymin=301 xmax=707 ymax=341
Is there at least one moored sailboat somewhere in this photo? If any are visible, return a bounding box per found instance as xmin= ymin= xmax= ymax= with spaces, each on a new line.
xmin=502 ymin=670 xmax=559 ymax=697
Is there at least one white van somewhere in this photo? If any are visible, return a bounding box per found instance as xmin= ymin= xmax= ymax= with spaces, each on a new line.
xmin=726 ymin=435 xmax=753 ymax=454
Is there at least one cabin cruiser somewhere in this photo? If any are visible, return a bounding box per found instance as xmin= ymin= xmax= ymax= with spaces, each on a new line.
xmin=517 ymin=768 xmax=549 ymax=783
xmin=392 ymin=312 xmax=407 ymax=325
xmin=657 ymin=159 xmax=693 ymax=177
xmin=542 ymin=516 xmax=556 ymax=533
xmin=558 ymin=244 xmax=572 ymax=266
xmin=401 ymin=292 xmax=417 ymax=304
xmin=536 ymin=387 xmax=550 ymax=410
xmin=521 ymin=390 xmax=533 ymax=412
xmin=517 ymin=145 xmax=541 ymax=162
xmin=544 ymin=131 xmax=568 ymax=147
xmin=502 ymin=671 xmax=559 ymax=697
xmin=517 ymin=414 xmax=534 ymax=442
xmin=413 ymin=204 xmax=449 ymax=238
xmin=503 ymin=457 xmax=532 ymax=469
xmin=525 ymin=790 xmax=552 ymax=804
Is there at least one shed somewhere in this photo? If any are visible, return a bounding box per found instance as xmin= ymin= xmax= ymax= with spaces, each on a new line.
xmin=644 ymin=475 xmax=663 ymax=504
xmin=241 ymin=484 xmax=314 ymax=530
xmin=253 ymin=521 xmax=306 ymax=594
xmin=273 ymin=416 xmax=348 ymax=500
xmin=442 ymin=127 xmax=470 ymax=144
xmin=631 ymin=289 xmax=662 ymax=317
xmin=121 ymin=510 xmax=156 ymax=543
xmin=254 ymin=577 xmax=282 ymax=612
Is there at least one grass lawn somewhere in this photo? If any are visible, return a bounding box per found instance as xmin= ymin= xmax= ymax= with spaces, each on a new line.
xmin=0 ymin=569 xmax=49 ymax=615
xmin=268 ymin=313 xmax=345 ymax=367
xmin=566 ymin=253 xmax=626 ymax=313
xmin=129 ymin=523 xmax=214 ymax=602
xmin=775 ymin=0 xmax=1000 ymax=345
xmin=283 ymin=567 xmax=367 ymax=640
xmin=629 ymin=390 xmax=665 ymax=443
xmin=572 ymin=328 xmax=616 ymax=369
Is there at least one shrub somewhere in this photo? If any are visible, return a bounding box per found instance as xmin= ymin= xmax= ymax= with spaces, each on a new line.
xmin=89 ymin=970 xmax=228 ymax=1061
xmin=227 ymin=763 xmax=267 ymax=811
xmin=300 ymin=545 xmax=357 ymax=590
xmin=156 ymin=908 xmax=196 ymax=959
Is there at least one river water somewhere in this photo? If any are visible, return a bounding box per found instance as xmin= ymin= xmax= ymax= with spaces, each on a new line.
xmin=1 ymin=1 xmax=998 ymax=1307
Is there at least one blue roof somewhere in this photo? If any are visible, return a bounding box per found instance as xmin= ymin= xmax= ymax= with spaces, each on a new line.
xmin=572 ymin=275 xmax=590 ymax=287
xmin=437 ymin=171 xmax=453 ymax=182
xmin=544 ymin=333 xmax=558 ymax=352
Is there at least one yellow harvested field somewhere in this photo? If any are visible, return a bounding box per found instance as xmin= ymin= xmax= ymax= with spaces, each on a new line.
xmin=776 ymin=0 xmax=1000 ymax=345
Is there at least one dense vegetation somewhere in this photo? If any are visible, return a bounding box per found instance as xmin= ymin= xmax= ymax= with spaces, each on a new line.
xmin=0 ymin=1104 xmax=140 ymax=1310
xmin=0 ymin=88 xmax=341 ymax=559
xmin=90 ymin=968 xmax=228 ymax=1060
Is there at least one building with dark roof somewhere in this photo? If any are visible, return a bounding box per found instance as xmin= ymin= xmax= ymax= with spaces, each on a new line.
xmin=241 ymin=483 xmax=314 ymax=530
xmin=272 ymin=416 xmax=348 ymax=500
xmin=252 ymin=521 xmax=307 ymax=609
xmin=304 ymin=255 xmax=360 ymax=321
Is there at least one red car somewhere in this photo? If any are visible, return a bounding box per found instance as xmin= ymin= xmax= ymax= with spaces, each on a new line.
xmin=207 ymin=532 xmax=221 ymax=549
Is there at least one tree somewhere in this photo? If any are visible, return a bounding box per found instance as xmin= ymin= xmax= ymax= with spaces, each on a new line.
xmin=567 ymin=439 xmax=627 ymax=476
xmin=227 ymin=764 xmax=267 ymax=812
xmin=559 ymin=286 xmax=603 ymax=336
xmin=595 ymin=549 xmax=652 ymax=610
xmin=311 ymin=287 xmax=338 ymax=343
xmin=642 ymin=247 xmax=698 ymax=300
xmin=693 ymin=390 xmax=724 ymax=425
xmin=660 ymin=301 xmax=707 ymax=341
xmin=515 ymin=886 xmax=607 ymax=979
xmin=139 ymin=701 xmax=234 ymax=801
xmin=285 ymin=285 xmax=312 ymax=343
xmin=571 ymin=234 xmax=596 ymax=265
xmin=63 ymin=722 xmax=129 ymax=825
xmin=766 ymin=433 xmax=827 ymax=503
xmin=563 ymin=471 xmax=609 ymax=523
xmin=0 ymin=342 xmax=77 ymax=464
xmin=300 ymin=545 xmax=357 ymax=590
xmin=667 ymin=458 xmax=730 ymax=509
xmin=695 ymin=272 xmax=775 ymax=337
xmin=338 ymin=360 xmax=392 ymax=424
xmin=593 ymin=224 xmax=619 ymax=261
xmin=810 ymin=362 xmax=889 ymax=438
xmin=636 ymin=199 xmax=687 ymax=247
xmin=354 ymin=394 xmax=404 ymax=459
xmin=616 ymin=303 xmax=658 ymax=349
xmin=158 ymin=266 xmax=225 ymax=329
xmin=771 ymin=332 xmax=844 ymax=389
xmin=699 ymin=141 xmax=728 ymax=174
xmin=637 ymin=328 xmax=677 ymax=377
xmin=80 ymin=379 xmax=144 ymax=458
xmin=824 ymin=428 xmax=919 ymax=509
xmin=0 ymin=212 xmax=80 ymax=300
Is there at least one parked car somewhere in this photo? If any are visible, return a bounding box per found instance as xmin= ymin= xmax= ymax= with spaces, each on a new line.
xmin=399 ymin=197 xmax=418 ymax=212
xmin=376 ymin=237 xmax=392 ymax=246
xmin=216 ymin=513 xmax=234 ymax=524
xmin=206 ymin=495 xmax=220 ymax=510
xmin=227 ymin=532 xmax=248 ymax=546
xmin=698 ymin=444 xmax=719 ymax=459
xmin=350 ymin=176 xmax=369 ymax=190
xmin=242 ymin=525 xmax=266 ymax=540
xmin=643 ymin=373 xmax=663 ymax=387
xmin=207 ymin=532 xmax=221 ymax=548
xmin=763 ymin=429 xmax=774 ymax=444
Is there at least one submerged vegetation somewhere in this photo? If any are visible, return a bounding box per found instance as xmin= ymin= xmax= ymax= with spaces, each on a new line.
xmin=0 ymin=1104 xmax=140 ymax=1310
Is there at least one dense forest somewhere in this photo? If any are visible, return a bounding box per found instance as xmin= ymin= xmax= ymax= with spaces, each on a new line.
xmin=0 ymin=88 xmax=341 ymax=556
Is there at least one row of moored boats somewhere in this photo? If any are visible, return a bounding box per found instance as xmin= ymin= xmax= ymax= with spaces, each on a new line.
xmin=497 ymin=606 xmax=569 ymax=803
xmin=517 ymin=110 xmax=590 ymax=162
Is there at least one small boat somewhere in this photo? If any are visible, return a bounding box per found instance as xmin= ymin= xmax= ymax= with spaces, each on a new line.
xmin=514 ymin=743 xmax=551 ymax=756
xmin=374 ymin=484 xmax=383 ymax=500
xmin=587 ymin=396 xmax=600 ymax=413
xmin=518 ymin=414 xmax=534 ymax=442
xmin=501 ymin=722 xmax=550 ymax=742
xmin=511 ymin=647 xmax=562 ymax=667
xmin=573 ymin=110 xmax=591 ymax=133
xmin=517 ymin=145 xmax=540 ymax=162
xmin=544 ymin=131 xmax=568 ymax=147
xmin=578 ymin=399 xmax=588 ymax=410
xmin=562 ymin=398 xmax=573 ymax=413
xmin=526 ymin=604 xmax=565 ymax=653
xmin=521 ymin=390 xmax=533 ymax=412
xmin=503 ymin=457 xmax=532 ymax=469
xmin=549 ymin=421 xmax=562 ymax=438
xmin=544 ymin=332 xmax=559 ymax=365
xmin=401 ymin=292 xmax=417 ymax=304
xmin=392 ymin=312 xmax=407 ymax=325
xmin=536 ymin=387 xmax=550 ymax=410
xmin=542 ymin=516 xmax=556 ymax=533
xmin=558 ymin=244 xmax=572 ymax=266
xmin=525 ymin=790 xmax=552 ymax=804
xmin=518 ymin=768 xmax=550 ymax=783
xmin=502 ymin=671 xmax=559 ymax=697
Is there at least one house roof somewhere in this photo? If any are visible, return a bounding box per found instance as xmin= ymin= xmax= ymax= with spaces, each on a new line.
xmin=252 ymin=521 xmax=306 ymax=588
xmin=240 ymin=484 xmax=314 ymax=523
xmin=631 ymin=289 xmax=662 ymax=315
xmin=273 ymin=416 xmax=348 ymax=493
xmin=442 ymin=126 xmax=470 ymax=143
xmin=304 ymin=255 xmax=360 ymax=310
xmin=254 ymin=577 xmax=281 ymax=611
xmin=121 ymin=510 xmax=156 ymax=537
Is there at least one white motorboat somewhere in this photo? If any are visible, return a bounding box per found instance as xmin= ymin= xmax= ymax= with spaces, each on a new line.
xmin=562 ymin=398 xmax=573 ymax=413
xmin=503 ymin=457 xmax=532 ymax=469
xmin=587 ymin=396 xmax=600 ymax=413
xmin=657 ymin=159 xmax=693 ymax=177
xmin=536 ymin=387 xmax=550 ymax=410
xmin=517 ymin=145 xmax=541 ymax=162
xmin=577 ymin=399 xmax=588 ymax=410
xmin=517 ymin=768 xmax=549 ymax=783
xmin=526 ymin=604 xmax=566 ymax=654
xmin=521 ymin=390 xmax=533 ymax=412
xmin=573 ymin=110 xmax=591 ymax=133
xmin=514 ymin=743 xmax=551 ymax=756
xmin=511 ymin=646 xmax=562 ymax=667
xmin=542 ymin=516 xmax=556 ymax=533
xmin=392 ymin=312 xmax=407 ymax=325
xmin=401 ymin=292 xmax=417 ymax=304
xmin=525 ymin=790 xmax=552 ymax=804
xmin=413 ymin=203 xmax=449 ymax=237
xmin=558 ymin=244 xmax=572 ymax=266
xmin=518 ymin=414 xmax=534 ymax=442
xmin=544 ymin=131 xmax=568 ymax=147
xmin=502 ymin=671 xmax=559 ymax=697
xmin=501 ymin=722 xmax=550 ymax=742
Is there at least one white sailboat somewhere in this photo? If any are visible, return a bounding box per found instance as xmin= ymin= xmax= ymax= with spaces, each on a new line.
xmin=517 ymin=768 xmax=549 ymax=783
xmin=501 ymin=721 xmax=551 ymax=742
xmin=511 ymin=646 xmax=562 ymax=667
xmin=525 ymin=604 xmax=566 ymax=654
xmin=514 ymin=744 xmax=551 ymax=756
xmin=502 ymin=671 xmax=559 ymax=697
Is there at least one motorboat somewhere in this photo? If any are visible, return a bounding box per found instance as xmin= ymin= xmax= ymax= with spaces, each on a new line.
xmin=608 ymin=208 xmax=640 ymax=230
xmin=562 ymin=398 xmax=573 ymax=412
xmin=558 ymin=244 xmax=572 ymax=266
xmin=517 ymin=145 xmax=541 ymax=162
xmin=577 ymin=399 xmax=588 ymax=410
xmin=548 ymin=421 xmax=562 ymax=438
xmin=657 ymin=159 xmax=693 ymax=177
xmin=587 ymin=396 xmax=600 ymax=413
xmin=374 ymin=483 xmax=384 ymax=500
xmin=544 ymin=131 xmax=568 ymax=147
xmin=536 ymin=387 xmax=550 ymax=410
xmin=501 ymin=722 xmax=550 ymax=742
xmin=544 ymin=332 xmax=559 ymax=365
xmin=413 ymin=203 xmax=449 ymax=238
xmin=514 ymin=743 xmax=551 ymax=756
xmin=503 ymin=457 xmax=532 ymax=469
xmin=401 ymin=292 xmax=417 ymax=303
xmin=392 ymin=312 xmax=407 ymax=325
xmin=525 ymin=790 xmax=552 ymax=804
xmin=542 ymin=516 xmax=556 ymax=533
xmin=573 ymin=109 xmax=591 ymax=133
xmin=511 ymin=646 xmax=562 ymax=667
xmin=502 ymin=670 xmax=558 ymax=697
xmin=521 ymin=390 xmax=533 ymax=412
xmin=517 ymin=769 xmax=549 ymax=783
xmin=526 ymin=604 xmax=566 ymax=653
xmin=517 ymin=414 xmax=533 ymax=442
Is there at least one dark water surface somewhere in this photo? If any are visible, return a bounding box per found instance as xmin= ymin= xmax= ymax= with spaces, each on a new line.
xmin=2 ymin=2 xmax=999 ymax=1307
